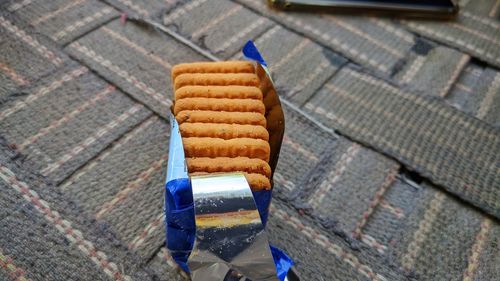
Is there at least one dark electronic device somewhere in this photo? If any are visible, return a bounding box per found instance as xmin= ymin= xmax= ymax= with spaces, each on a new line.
xmin=270 ymin=0 xmax=458 ymax=17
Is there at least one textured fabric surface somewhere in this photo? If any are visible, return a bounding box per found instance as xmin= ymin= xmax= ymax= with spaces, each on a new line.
xmin=0 ymin=62 xmax=151 ymax=184
xmin=0 ymin=138 xmax=154 ymax=281
xmin=447 ymin=63 xmax=500 ymax=128
xmin=273 ymin=109 xmax=337 ymax=196
xmin=66 ymin=19 xmax=207 ymax=118
xmin=305 ymin=67 xmax=500 ymax=219
xmin=296 ymin=137 xmax=400 ymax=241
xmin=402 ymin=1 xmax=500 ymax=68
xmin=61 ymin=116 xmax=168 ymax=260
xmin=104 ymin=0 xmax=181 ymax=21
xmin=163 ymin=0 xmax=274 ymax=60
xmin=393 ymin=182 xmax=500 ymax=280
xmin=4 ymin=0 xmax=119 ymax=45
xmin=243 ymin=25 xmax=347 ymax=105
xmin=393 ymin=41 xmax=469 ymax=97
xmin=1 ymin=0 xmax=499 ymax=280
xmin=235 ymin=0 xmax=416 ymax=75
xmin=266 ymin=201 xmax=407 ymax=281
xmin=0 ymin=12 xmax=70 ymax=99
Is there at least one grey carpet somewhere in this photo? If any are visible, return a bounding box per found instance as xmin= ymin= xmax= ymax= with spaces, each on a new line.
xmin=0 ymin=137 xmax=154 ymax=281
xmin=305 ymin=66 xmax=500 ymax=218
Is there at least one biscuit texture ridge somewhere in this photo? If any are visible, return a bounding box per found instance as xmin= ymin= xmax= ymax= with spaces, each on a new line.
xmin=180 ymin=123 xmax=269 ymax=141
xmin=174 ymin=73 xmax=260 ymax=90
xmin=172 ymin=61 xmax=274 ymax=191
xmin=176 ymin=111 xmax=267 ymax=127
xmin=187 ymin=157 xmax=272 ymax=177
xmin=173 ymin=98 xmax=265 ymax=115
xmin=183 ymin=137 xmax=270 ymax=161
xmin=175 ymin=85 xmax=263 ymax=100
xmin=172 ymin=61 xmax=254 ymax=81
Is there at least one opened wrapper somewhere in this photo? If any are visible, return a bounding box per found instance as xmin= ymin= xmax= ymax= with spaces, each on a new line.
xmin=164 ymin=41 xmax=294 ymax=281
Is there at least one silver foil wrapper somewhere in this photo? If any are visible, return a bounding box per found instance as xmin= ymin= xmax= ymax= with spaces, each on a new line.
xmin=189 ymin=173 xmax=279 ymax=281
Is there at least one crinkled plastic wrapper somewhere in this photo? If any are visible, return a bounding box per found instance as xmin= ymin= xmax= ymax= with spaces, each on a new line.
xmin=164 ymin=41 xmax=294 ymax=281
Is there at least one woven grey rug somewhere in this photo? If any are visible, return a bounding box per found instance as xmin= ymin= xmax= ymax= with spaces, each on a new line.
xmin=0 ymin=0 xmax=499 ymax=280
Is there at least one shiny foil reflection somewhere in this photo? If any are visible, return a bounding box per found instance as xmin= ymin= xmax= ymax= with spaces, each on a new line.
xmin=189 ymin=174 xmax=279 ymax=281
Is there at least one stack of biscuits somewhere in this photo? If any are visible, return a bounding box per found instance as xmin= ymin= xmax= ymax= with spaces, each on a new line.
xmin=172 ymin=61 xmax=272 ymax=191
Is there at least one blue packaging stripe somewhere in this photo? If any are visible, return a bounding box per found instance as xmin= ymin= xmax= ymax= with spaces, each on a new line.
xmin=165 ymin=177 xmax=193 ymax=209
xmin=271 ymin=245 xmax=295 ymax=281
xmin=165 ymin=178 xmax=195 ymax=272
xmin=252 ymin=189 xmax=272 ymax=227
xmin=243 ymin=40 xmax=267 ymax=66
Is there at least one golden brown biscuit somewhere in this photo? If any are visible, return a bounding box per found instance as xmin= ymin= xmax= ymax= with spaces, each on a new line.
xmin=172 ymin=61 xmax=274 ymax=190
xmin=175 ymin=85 xmax=263 ymax=100
xmin=180 ymin=123 xmax=269 ymax=141
xmin=174 ymin=73 xmax=260 ymax=90
xmin=176 ymin=111 xmax=267 ymax=127
xmin=171 ymin=61 xmax=254 ymax=81
xmin=243 ymin=173 xmax=271 ymax=190
xmin=183 ymin=137 xmax=270 ymax=161
xmin=187 ymin=157 xmax=271 ymax=177
xmin=173 ymin=98 xmax=265 ymax=115
xmin=189 ymin=171 xmax=271 ymax=191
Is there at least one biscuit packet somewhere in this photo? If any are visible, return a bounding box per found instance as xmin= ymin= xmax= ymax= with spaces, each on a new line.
xmin=165 ymin=41 xmax=294 ymax=281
